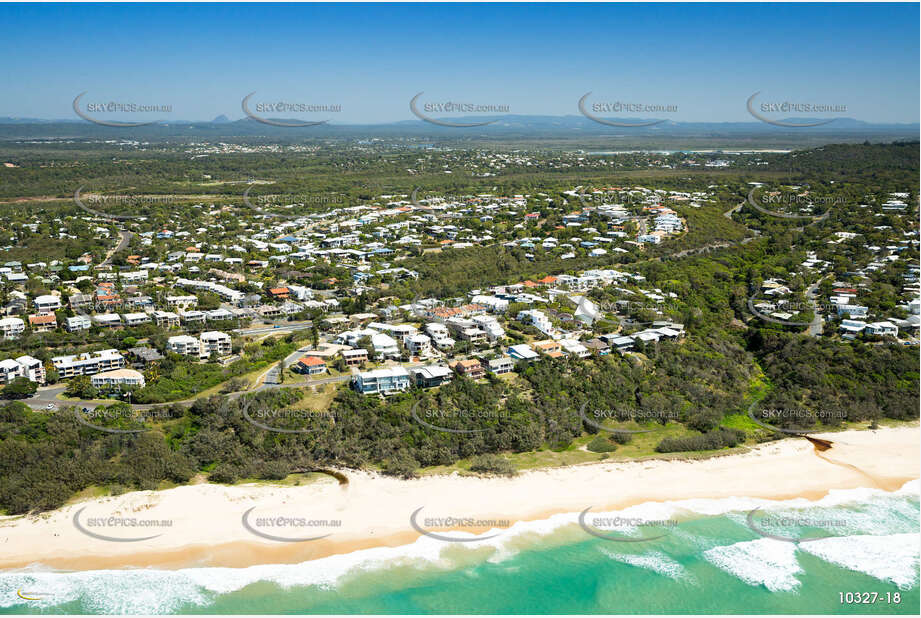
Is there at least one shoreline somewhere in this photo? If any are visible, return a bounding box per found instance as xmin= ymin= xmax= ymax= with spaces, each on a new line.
xmin=1 ymin=425 xmax=918 ymax=572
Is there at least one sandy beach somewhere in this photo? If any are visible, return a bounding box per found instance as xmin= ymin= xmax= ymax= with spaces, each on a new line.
xmin=1 ymin=425 xmax=917 ymax=571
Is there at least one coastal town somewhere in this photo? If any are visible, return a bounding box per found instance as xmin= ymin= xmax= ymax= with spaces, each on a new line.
xmin=0 ymin=166 xmax=917 ymax=412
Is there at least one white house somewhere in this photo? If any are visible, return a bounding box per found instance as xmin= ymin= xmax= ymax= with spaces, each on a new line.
xmin=0 ymin=317 xmax=25 ymax=339
xmin=91 ymin=368 xmax=146 ymax=390
xmin=34 ymin=294 xmax=61 ymax=312
xmin=865 ymin=321 xmax=898 ymax=337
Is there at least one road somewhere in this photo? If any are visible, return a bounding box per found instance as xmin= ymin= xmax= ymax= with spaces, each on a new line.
xmin=100 ymin=230 xmax=134 ymax=266
xmin=805 ymin=276 xmax=830 ymax=337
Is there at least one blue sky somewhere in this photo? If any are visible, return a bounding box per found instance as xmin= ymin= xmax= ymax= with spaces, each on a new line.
xmin=1 ymin=2 xmax=918 ymax=123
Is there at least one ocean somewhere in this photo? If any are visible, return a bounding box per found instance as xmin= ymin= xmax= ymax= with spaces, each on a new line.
xmin=2 ymin=481 xmax=918 ymax=615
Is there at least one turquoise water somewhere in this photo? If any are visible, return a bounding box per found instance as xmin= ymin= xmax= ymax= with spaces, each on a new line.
xmin=2 ymin=482 xmax=918 ymax=614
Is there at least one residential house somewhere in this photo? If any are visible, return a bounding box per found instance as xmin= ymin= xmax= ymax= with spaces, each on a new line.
xmin=411 ymin=364 xmax=453 ymax=388
xmin=295 ymin=355 xmax=327 ymax=375
xmin=584 ymin=338 xmax=610 ymax=355
xmin=508 ymin=343 xmax=539 ymax=362
xmin=28 ymin=313 xmax=57 ymax=333
xmin=65 ymin=315 xmax=92 ymax=332
xmin=405 ymin=334 xmax=433 ymax=358
xmin=33 ymin=294 xmax=61 ymax=312
xmin=0 ymin=317 xmax=25 ymax=339
xmin=152 ymin=310 xmax=180 ymax=328
xmin=122 ymin=312 xmax=151 ymax=327
xmin=487 ymin=356 xmax=514 ymax=375
xmin=453 ymin=358 xmax=486 ymax=380
xmin=91 ymin=368 xmax=146 ymax=390
xmin=354 ymin=367 xmax=411 ymax=395
xmin=533 ymin=339 xmax=564 ymax=358
xmin=865 ymin=321 xmax=899 ymax=337
xmin=340 ymin=348 xmax=368 ymax=367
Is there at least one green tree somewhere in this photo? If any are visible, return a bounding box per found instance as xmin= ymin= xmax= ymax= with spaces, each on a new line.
xmin=2 ymin=377 xmax=37 ymax=399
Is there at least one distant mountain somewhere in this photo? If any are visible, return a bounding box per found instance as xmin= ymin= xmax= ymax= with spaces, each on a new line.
xmin=0 ymin=114 xmax=915 ymax=145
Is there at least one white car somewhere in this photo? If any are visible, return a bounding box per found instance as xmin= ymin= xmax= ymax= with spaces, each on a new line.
xmin=45 ymin=403 xmax=57 ymax=411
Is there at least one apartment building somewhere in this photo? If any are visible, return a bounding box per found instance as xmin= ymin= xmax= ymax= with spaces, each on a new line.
xmin=0 ymin=355 xmax=45 ymax=385
xmin=167 ymin=334 xmax=200 ymax=356
xmin=200 ymin=331 xmax=232 ymax=357
xmin=52 ymin=349 xmax=125 ymax=378
xmin=152 ymin=310 xmax=181 ymax=328
xmin=405 ymin=334 xmax=433 ymax=358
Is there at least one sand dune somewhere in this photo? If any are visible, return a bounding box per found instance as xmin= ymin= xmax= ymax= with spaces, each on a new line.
xmin=0 ymin=425 xmax=917 ymax=571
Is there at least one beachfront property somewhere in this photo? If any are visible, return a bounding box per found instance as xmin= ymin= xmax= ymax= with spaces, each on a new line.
xmin=169 ymin=331 xmax=232 ymax=359
xmin=353 ymin=366 xmax=411 ymax=395
xmin=410 ymin=364 xmax=453 ymax=388
xmin=90 ymin=368 xmax=146 ymax=390
xmin=295 ymin=355 xmax=327 ymax=375
xmin=487 ymin=356 xmax=514 ymax=375
xmin=453 ymin=358 xmax=486 ymax=380
xmin=52 ymin=349 xmax=126 ymax=378
xmin=508 ymin=343 xmax=539 ymax=362
xmin=340 ymin=348 xmax=368 ymax=366
xmin=200 ymin=331 xmax=232 ymax=357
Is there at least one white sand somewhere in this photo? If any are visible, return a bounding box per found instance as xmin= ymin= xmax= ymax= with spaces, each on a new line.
xmin=0 ymin=425 xmax=917 ymax=570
